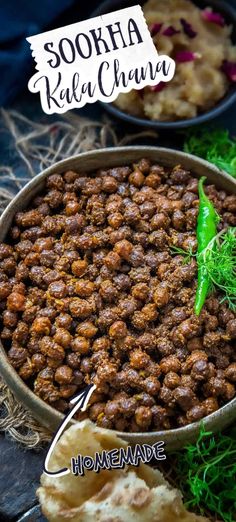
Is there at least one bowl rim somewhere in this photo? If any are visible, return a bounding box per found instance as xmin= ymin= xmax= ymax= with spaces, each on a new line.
xmin=91 ymin=0 xmax=236 ymax=129
xmin=0 ymin=145 xmax=236 ymax=446
xmin=101 ymin=91 xmax=236 ymax=129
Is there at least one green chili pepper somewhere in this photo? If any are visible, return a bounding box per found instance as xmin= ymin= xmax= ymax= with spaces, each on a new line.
xmin=194 ymin=176 xmax=219 ymax=316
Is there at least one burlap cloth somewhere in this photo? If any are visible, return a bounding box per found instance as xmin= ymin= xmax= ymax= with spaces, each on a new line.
xmin=0 ymin=108 xmax=158 ymax=448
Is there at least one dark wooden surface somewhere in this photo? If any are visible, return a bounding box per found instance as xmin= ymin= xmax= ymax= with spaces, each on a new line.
xmin=0 ymin=434 xmax=47 ymax=521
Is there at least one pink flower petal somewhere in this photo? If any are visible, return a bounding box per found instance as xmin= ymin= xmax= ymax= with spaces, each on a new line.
xmin=201 ymin=9 xmax=225 ymax=27
xmin=162 ymin=25 xmax=180 ymax=36
xmin=221 ymin=60 xmax=236 ymax=82
xmin=150 ymin=82 xmax=167 ymax=92
xmin=180 ymin=18 xmax=197 ymax=38
xmin=175 ymin=51 xmax=197 ymax=63
xmin=149 ymin=23 xmax=163 ymax=36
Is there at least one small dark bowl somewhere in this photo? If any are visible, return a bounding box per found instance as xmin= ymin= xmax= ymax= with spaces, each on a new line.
xmin=92 ymin=0 xmax=236 ymax=129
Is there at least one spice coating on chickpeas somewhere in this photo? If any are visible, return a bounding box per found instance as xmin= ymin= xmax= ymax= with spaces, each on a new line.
xmin=0 ymin=159 xmax=236 ymax=432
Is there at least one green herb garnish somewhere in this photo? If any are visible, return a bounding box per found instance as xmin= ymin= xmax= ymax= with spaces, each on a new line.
xmin=202 ymin=227 xmax=236 ymax=311
xmin=172 ymin=426 xmax=236 ymax=522
xmin=184 ymin=129 xmax=236 ymax=177
xmin=170 ymin=245 xmax=195 ymax=264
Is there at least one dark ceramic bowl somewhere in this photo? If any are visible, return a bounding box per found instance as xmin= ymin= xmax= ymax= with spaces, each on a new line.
xmin=92 ymin=0 xmax=236 ymax=129
xmin=0 ymin=146 xmax=236 ymax=449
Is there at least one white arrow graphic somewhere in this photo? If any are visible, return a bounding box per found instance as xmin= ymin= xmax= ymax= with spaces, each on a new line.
xmin=44 ymin=383 xmax=96 ymax=478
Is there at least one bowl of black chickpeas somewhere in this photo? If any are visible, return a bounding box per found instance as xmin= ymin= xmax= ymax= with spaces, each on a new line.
xmin=0 ymin=146 xmax=236 ymax=449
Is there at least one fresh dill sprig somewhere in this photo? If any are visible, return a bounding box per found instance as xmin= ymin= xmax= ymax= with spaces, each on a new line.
xmin=169 ymin=245 xmax=195 ymax=265
xmin=201 ymin=227 xmax=236 ymax=311
xmin=170 ymin=229 xmax=236 ymax=309
xmin=172 ymin=425 xmax=236 ymax=522
xmin=184 ymin=128 xmax=236 ymax=177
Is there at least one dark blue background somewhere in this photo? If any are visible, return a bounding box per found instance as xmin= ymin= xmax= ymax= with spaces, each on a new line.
xmin=0 ymin=0 xmax=101 ymax=105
